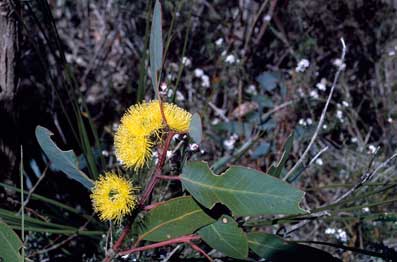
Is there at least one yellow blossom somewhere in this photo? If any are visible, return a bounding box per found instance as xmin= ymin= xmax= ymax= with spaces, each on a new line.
xmin=114 ymin=100 xmax=191 ymax=170
xmin=90 ymin=173 xmax=137 ymax=222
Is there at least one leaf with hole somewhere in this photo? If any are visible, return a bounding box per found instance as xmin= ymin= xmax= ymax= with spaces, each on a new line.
xmin=35 ymin=126 xmax=94 ymax=189
xmin=0 ymin=222 xmax=23 ymax=262
xmin=198 ymin=215 xmax=248 ymax=259
xmin=138 ymin=196 xmax=215 ymax=242
xmin=189 ymin=113 xmax=202 ymax=144
xmin=181 ymin=161 xmax=305 ymax=216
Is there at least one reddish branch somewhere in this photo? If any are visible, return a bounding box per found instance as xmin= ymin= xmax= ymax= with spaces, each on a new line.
xmin=189 ymin=241 xmax=214 ymax=262
xmin=139 ymin=131 xmax=175 ymax=206
xmin=104 ymin=131 xmax=176 ymax=261
xmin=118 ymin=234 xmax=201 ymax=256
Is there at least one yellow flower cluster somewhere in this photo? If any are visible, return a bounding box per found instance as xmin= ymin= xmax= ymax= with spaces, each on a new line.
xmin=114 ymin=100 xmax=191 ymax=170
xmin=90 ymin=173 xmax=137 ymax=222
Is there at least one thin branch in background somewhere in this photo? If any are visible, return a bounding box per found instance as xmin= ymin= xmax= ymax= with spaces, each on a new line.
xmin=18 ymin=166 xmax=48 ymax=214
xmin=332 ymin=152 xmax=397 ymax=205
xmin=283 ymin=38 xmax=347 ymax=182
xmin=188 ymin=241 xmax=213 ymax=262
xmin=161 ymin=245 xmax=181 ymax=262
xmin=208 ymin=102 xmax=229 ymax=122
xmin=309 ymin=146 xmax=329 ymax=166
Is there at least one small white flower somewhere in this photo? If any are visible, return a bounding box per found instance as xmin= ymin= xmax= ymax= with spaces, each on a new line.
xmin=388 ymin=50 xmax=396 ymax=57
xmin=215 ymin=38 xmax=223 ymax=46
xmin=325 ymin=228 xmax=336 ymax=234
xmin=160 ymin=82 xmax=167 ymax=91
xmin=176 ymin=91 xmax=185 ymax=101
xmin=368 ymin=145 xmax=377 ymax=154
xmin=336 ymin=229 xmax=348 ymax=242
xmin=211 ymin=118 xmax=220 ymax=125
xmin=182 ymin=57 xmax=191 ymax=66
xmin=316 ymin=78 xmax=327 ymax=91
xmin=201 ymin=75 xmax=210 ymax=87
xmin=362 ymin=207 xmax=370 ymax=212
xmin=101 ymin=150 xmax=109 ymax=157
xmin=315 ymin=158 xmax=324 ymax=166
xmin=295 ymin=59 xmax=310 ymax=72
xmin=298 ymin=119 xmax=306 ymax=126
xmin=221 ymin=50 xmax=227 ymax=56
xmin=336 ymin=110 xmax=343 ymax=119
xmin=387 ymin=117 xmax=393 ymax=123
xmin=112 ymin=123 xmax=119 ymax=132
xmin=333 ymin=58 xmax=346 ymax=70
xmin=189 ymin=144 xmax=199 ymax=151
xmin=225 ymin=54 xmax=236 ymax=64
xmin=310 ymin=90 xmax=319 ymax=99
xmin=264 ymin=15 xmax=272 ymax=21
xmin=223 ymin=134 xmax=238 ymax=150
xmin=322 ymin=124 xmax=328 ymax=129
xmin=245 ymin=84 xmax=257 ymax=95
xmin=306 ymin=118 xmax=313 ymax=125
xmin=194 ymin=68 xmax=204 ymax=77
xmin=297 ymin=88 xmax=305 ymax=97
xmin=166 ymin=150 xmax=173 ymax=159
xmin=342 ymin=101 xmax=349 ymax=107
xmin=351 ymin=137 xmax=358 ymax=143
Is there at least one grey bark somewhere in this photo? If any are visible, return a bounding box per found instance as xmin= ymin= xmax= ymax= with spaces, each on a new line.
xmin=0 ymin=1 xmax=18 ymax=182
xmin=0 ymin=0 xmax=18 ymax=105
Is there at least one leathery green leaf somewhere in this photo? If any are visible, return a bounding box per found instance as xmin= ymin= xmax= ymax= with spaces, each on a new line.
xmin=198 ymin=215 xmax=248 ymax=259
xmin=181 ymin=161 xmax=306 ymax=216
xmin=248 ymin=232 xmax=340 ymax=261
xmin=0 ymin=222 xmax=23 ymax=262
xmin=139 ymin=196 xmax=215 ymax=242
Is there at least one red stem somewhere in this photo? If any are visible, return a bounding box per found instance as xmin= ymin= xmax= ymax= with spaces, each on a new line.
xmin=118 ymin=235 xmax=201 ymax=256
xmin=105 ymin=132 xmax=175 ymax=261
xmin=139 ymin=131 xmax=175 ymax=206
xmin=103 ymin=221 xmax=132 ymax=262
xmin=157 ymin=175 xmax=180 ymax=180
xmin=188 ymin=241 xmax=214 ymax=262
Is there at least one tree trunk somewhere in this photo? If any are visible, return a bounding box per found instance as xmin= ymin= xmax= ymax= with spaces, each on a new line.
xmin=0 ymin=1 xmax=18 ymax=183
xmin=0 ymin=1 xmax=18 ymax=105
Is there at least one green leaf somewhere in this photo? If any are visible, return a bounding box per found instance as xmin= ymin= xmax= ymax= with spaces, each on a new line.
xmin=150 ymin=0 xmax=163 ymax=95
xmin=248 ymin=232 xmax=290 ymax=258
xmin=250 ymin=142 xmax=271 ymax=159
xmin=256 ymin=71 xmax=281 ymax=91
xmin=213 ymin=121 xmax=253 ymax=137
xmin=139 ymin=196 xmax=215 ymax=242
xmin=248 ymin=232 xmax=340 ymax=261
xmin=268 ymin=132 xmax=294 ymax=178
xmin=35 ymin=126 xmax=94 ymax=189
xmin=189 ymin=113 xmax=202 ymax=144
xmin=198 ymin=215 xmax=248 ymax=259
xmin=181 ymin=161 xmax=305 ymax=216
xmin=0 ymin=222 xmax=23 ymax=262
